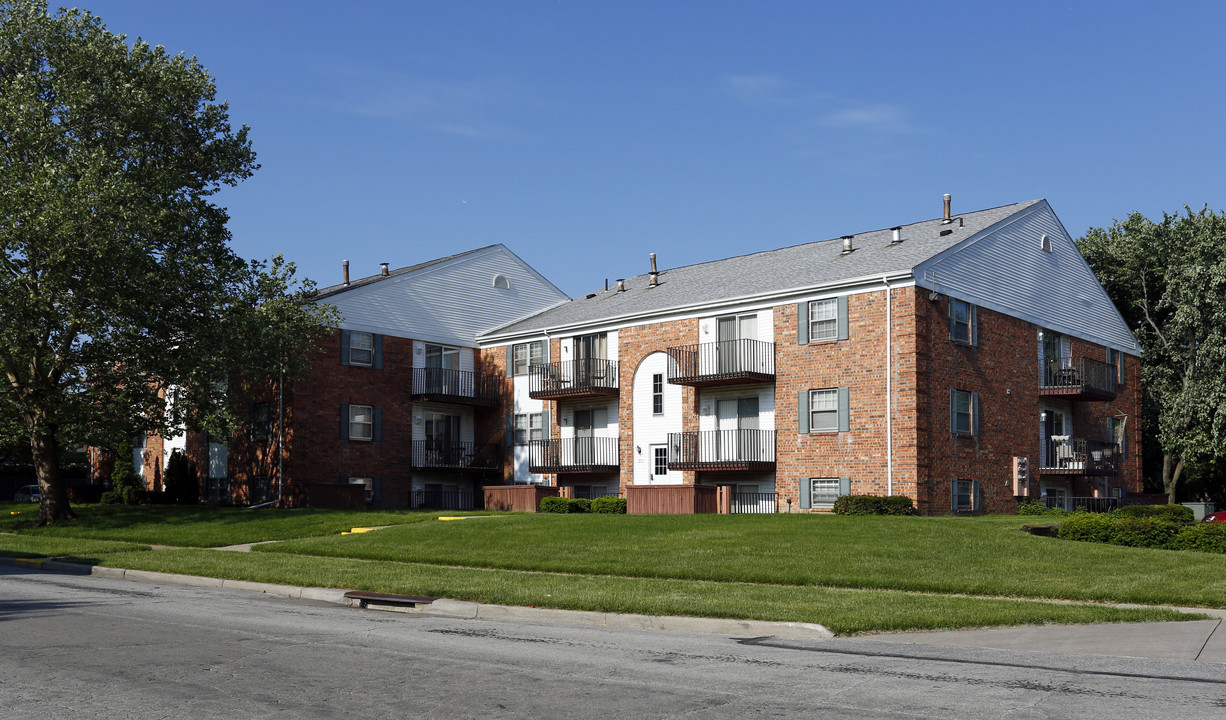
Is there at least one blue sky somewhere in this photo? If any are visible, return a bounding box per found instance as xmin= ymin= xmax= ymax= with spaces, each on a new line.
xmin=81 ymin=0 xmax=1226 ymax=296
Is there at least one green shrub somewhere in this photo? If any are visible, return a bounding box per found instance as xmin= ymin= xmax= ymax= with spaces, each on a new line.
xmin=99 ymin=491 xmax=121 ymax=505
xmin=539 ymin=496 xmax=569 ymax=513
xmin=832 ymin=495 xmax=915 ymax=516
xmin=1172 ymin=523 xmax=1226 ymax=554
xmin=1058 ymin=513 xmax=1117 ymax=544
xmin=1110 ymin=516 xmax=1182 ymax=549
xmin=591 ymin=496 xmax=627 ymax=514
xmin=163 ymin=450 xmax=199 ymax=504
xmin=1017 ymin=500 xmax=1067 ymax=517
xmin=1114 ymin=504 xmax=1194 ymax=523
xmin=570 ymin=498 xmax=591 ymax=513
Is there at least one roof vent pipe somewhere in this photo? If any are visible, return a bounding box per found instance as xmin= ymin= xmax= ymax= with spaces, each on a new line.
xmin=380 ymin=263 xmax=389 ymax=276
xmin=616 ymin=278 xmax=626 ymax=292
xmin=841 ymin=235 xmax=854 ymax=254
xmin=890 ymin=227 xmax=902 ymax=244
xmin=343 ymin=260 xmax=350 ymax=286
xmin=649 ymin=271 xmax=659 ymax=287
xmin=942 ymin=193 xmax=952 ymax=223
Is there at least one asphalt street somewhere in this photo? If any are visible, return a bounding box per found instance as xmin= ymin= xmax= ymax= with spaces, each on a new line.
xmin=3 ymin=565 xmax=1226 ymax=719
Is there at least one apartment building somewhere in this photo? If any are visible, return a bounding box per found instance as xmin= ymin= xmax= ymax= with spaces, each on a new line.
xmin=479 ymin=198 xmax=1141 ymax=514
xmin=175 ymin=245 xmax=568 ymax=508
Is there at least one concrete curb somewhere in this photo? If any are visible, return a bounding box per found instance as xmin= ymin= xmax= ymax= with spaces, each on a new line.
xmin=1 ymin=556 xmax=831 ymax=638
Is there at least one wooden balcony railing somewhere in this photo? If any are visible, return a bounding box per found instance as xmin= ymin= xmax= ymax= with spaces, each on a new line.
xmin=410 ymin=368 xmax=501 ymax=405
xmin=529 ymin=358 xmax=619 ymax=399
xmin=666 ymin=430 xmax=776 ymax=471
xmin=1040 ymin=357 xmax=1117 ymax=401
xmin=667 ymin=339 xmax=775 ymax=387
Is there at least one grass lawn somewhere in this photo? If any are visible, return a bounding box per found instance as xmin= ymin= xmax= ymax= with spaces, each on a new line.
xmin=0 ymin=503 xmax=496 ymax=547
xmin=92 ymin=548 xmax=1197 ymax=635
xmin=259 ymin=513 xmax=1226 ymax=608
xmin=2 ymin=505 xmax=1222 ymax=634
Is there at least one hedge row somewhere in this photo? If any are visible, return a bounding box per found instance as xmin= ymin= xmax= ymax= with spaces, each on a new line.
xmin=539 ymin=496 xmax=626 ymax=514
xmin=1058 ymin=513 xmax=1226 ymax=553
xmin=832 ymin=495 xmax=915 ymax=516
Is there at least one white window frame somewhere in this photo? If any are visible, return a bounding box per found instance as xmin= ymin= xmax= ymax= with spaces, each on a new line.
xmin=809 ymin=389 xmax=838 ymax=433
xmin=950 ymin=299 xmax=972 ymax=344
xmin=513 ymin=342 xmax=543 ymax=376
xmin=349 ymin=404 xmax=374 ymax=441
xmin=652 ymin=446 xmax=668 ymax=477
xmin=808 ymin=298 xmax=838 ymax=342
xmin=810 ymin=478 xmax=840 ymax=508
xmin=514 ymin=412 xmax=543 ymax=445
xmin=953 ymin=479 xmax=974 ymax=511
xmin=952 ymin=390 xmax=973 ymax=435
xmin=349 ymin=477 xmax=374 ymax=503
xmin=652 ymin=373 xmax=664 ymax=415
xmin=349 ymin=332 xmax=374 ymax=367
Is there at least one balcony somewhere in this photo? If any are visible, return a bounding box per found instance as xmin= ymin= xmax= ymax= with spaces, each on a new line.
xmin=1039 ymin=357 xmax=1117 ymax=401
xmin=528 ymin=437 xmax=620 ymax=473
xmin=411 ymin=441 xmax=501 ymax=472
xmin=529 ymin=358 xmax=619 ymax=400
xmin=411 ymin=368 xmax=501 ymax=406
xmin=1040 ymin=436 xmax=1120 ymax=476
xmin=667 ymin=339 xmax=775 ymax=387
xmin=666 ymin=430 xmax=776 ymax=471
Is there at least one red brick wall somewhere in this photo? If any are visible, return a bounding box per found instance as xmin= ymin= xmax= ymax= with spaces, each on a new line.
xmin=475 ymin=345 xmax=514 ymax=484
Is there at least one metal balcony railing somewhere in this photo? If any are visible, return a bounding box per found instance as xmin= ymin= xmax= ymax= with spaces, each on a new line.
xmin=528 ymin=358 xmax=619 ymax=399
xmin=667 ymin=339 xmax=775 ymax=387
xmin=410 ymin=368 xmax=501 ymax=405
xmin=667 ymin=430 xmax=776 ymax=470
xmin=411 ymin=440 xmax=501 ymax=471
xmin=1041 ymin=496 xmax=1120 ymax=513
xmin=528 ymin=437 xmax=620 ymax=472
xmin=1041 ymin=436 xmax=1120 ymax=475
xmin=730 ymin=491 xmax=777 ymax=514
xmin=1040 ymin=357 xmax=1117 ymax=400
xmin=410 ymin=489 xmax=478 ymax=510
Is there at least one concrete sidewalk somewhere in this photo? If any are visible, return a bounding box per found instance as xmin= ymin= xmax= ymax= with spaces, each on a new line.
xmin=5 ymin=555 xmax=1225 ymax=662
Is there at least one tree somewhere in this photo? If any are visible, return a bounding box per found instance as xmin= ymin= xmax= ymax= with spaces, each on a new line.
xmin=0 ymin=2 xmax=336 ymax=524
xmin=1078 ymin=207 xmax=1226 ymax=504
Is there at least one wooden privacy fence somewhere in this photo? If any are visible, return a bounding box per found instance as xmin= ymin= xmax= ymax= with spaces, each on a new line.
xmin=626 ymin=484 xmax=718 ymax=515
xmin=484 ymin=484 xmax=559 ymax=512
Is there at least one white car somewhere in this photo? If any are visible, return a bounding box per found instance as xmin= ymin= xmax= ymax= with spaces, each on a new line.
xmin=13 ymin=485 xmax=40 ymax=503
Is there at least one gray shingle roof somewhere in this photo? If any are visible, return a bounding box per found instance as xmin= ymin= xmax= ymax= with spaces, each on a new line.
xmin=481 ymin=200 xmax=1040 ymax=339
xmin=312 ymin=246 xmax=498 ymax=301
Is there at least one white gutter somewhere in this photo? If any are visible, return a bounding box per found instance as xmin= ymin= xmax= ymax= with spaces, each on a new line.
xmin=883 ymin=275 xmax=893 ymax=496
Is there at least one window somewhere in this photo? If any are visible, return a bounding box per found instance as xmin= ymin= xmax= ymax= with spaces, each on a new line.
xmin=808 ymin=298 xmax=838 ymax=342
xmin=251 ymin=402 xmax=272 ymax=439
xmin=653 ymin=446 xmax=668 ymax=477
xmin=1106 ymin=348 xmax=1125 ymax=384
xmin=809 ymin=389 xmax=838 ymax=432
xmin=349 ymin=404 xmax=374 ymax=441
xmin=950 ymin=299 xmax=973 ymax=344
xmin=513 ymin=413 xmax=543 ymax=445
xmin=349 ymin=331 xmax=374 ymax=366
xmin=349 ymin=477 xmax=374 ymax=503
xmin=953 ymin=479 xmax=974 ymax=511
xmin=951 ymin=389 xmax=977 ymax=436
xmin=652 ymin=373 xmax=664 ymax=415
xmin=512 ymin=342 xmax=543 ymax=376
xmin=250 ymin=476 xmax=272 ymax=504
xmin=810 ymin=478 xmax=840 ymax=508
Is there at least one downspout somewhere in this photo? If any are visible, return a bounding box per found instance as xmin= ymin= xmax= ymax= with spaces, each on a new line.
xmin=883 ymin=275 xmax=893 ymax=496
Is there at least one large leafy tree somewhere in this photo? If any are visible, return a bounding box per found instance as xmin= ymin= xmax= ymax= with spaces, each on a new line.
xmin=0 ymin=2 xmax=335 ymax=524
xmin=1078 ymin=207 xmax=1226 ymax=504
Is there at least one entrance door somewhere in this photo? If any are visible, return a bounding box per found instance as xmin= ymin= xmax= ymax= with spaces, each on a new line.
xmin=717 ymin=314 xmax=757 ymax=373
xmin=426 ymin=345 xmax=461 ymax=395
xmin=1042 ymin=408 xmax=1066 ymax=467
xmin=575 ymin=333 xmax=608 ymax=385
xmin=716 ymin=396 xmax=758 ymax=461
xmin=425 ymin=412 xmax=461 ymax=465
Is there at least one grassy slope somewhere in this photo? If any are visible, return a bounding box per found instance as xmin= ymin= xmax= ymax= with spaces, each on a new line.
xmin=98 ymin=548 xmax=1196 ymax=635
xmin=258 ymin=514 xmax=1226 ymax=607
